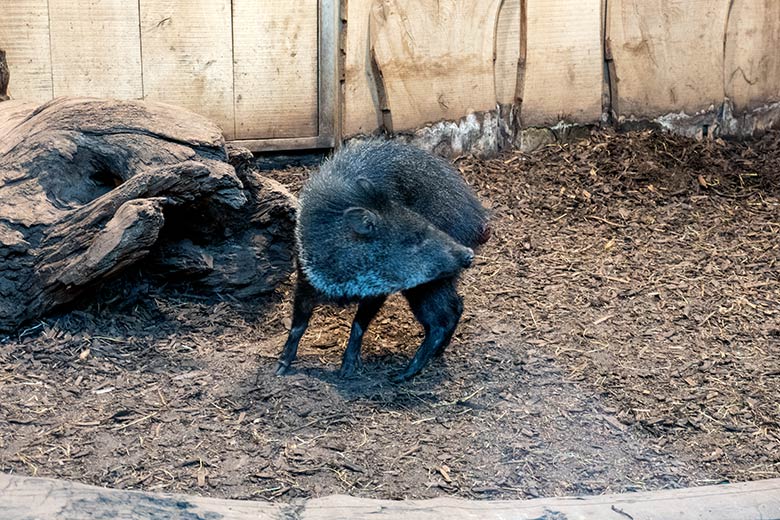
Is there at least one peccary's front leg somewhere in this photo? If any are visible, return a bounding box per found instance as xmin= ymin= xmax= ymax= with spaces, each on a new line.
xmin=340 ymin=296 xmax=387 ymax=378
xmin=276 ymin=274 xmax=318 ymax=375
xmin=396 ymin=277 xmax=463 ymax=382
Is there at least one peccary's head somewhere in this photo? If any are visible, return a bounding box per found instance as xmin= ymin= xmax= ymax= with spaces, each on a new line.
xmin=297 ymin=177 xmax=475 ymax=300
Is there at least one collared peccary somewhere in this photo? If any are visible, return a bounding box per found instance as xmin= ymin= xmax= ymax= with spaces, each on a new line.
xmin=276 ymin=140 xmax=490 ymax=381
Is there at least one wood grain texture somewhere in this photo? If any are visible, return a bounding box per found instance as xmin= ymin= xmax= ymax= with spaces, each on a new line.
xmin=369 ymin=0 xmax=502 ymax=132
xmin=48 ymin=0 xmax=142 ymax=99
xmin=0 ymin=99 xmax=38 ymax=132
xmin=342 ymin=0 xmax=382 ymax=137
xmin=139 ymin=0 xmax=235 ymax=138
xmin=233 ymin=0 xmax=319 ymax=139
xmin=608 ymin=0 xmax=729 ymax=118
xmin=494 ymin=0 xmax=522 ymax=106
xmin=0 ymin=0 xmax=52 ymax=102
xmin=521 ymin=0 xmax=602 ymax=125
xmin=1 ymin=473 xmax=779 ymax=520
xmin=0 ymin=474 xmax=280 ymax=520
xmin=724 ymin=0 xmax=780 ymax=113
xmin=232 ymin=135 xmax=336 ymax=152
xmin=318 ymin=0 xmax=340 ymax=141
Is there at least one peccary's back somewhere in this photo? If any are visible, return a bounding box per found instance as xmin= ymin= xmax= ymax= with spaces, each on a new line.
xmin=314 ymin=140 xmax=488 ymax=248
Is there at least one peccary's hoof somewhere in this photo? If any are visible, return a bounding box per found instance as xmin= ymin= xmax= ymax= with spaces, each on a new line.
xmin=390 ymin=371 xmax=413 ymax=384
xmin=275 ymin=361 xmax=291 ymax=376
xmin=338 ymin=360 xmax=362 ymax=379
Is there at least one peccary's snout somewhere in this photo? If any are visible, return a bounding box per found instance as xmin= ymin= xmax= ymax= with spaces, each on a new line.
xmin=459 ymin=247 xmax=475 ymax=268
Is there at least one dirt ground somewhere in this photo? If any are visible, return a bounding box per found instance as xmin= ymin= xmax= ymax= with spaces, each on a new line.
xmin=1 ymin=129 xmax=778 ymax=501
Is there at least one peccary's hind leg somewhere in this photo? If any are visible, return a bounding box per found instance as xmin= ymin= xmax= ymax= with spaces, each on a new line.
xmin=339 ymin=296 xmax=387 ymax=378
xmin=276 ymin=275 xmax=318 ymax=376
xmin=434 ymin=290 xmax=463 ymax=358
xmin=396 ymin=278 xmax=463 ymax=382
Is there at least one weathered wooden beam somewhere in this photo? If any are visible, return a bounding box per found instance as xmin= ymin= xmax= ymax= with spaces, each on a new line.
xmin=230 ymin=135 xmax=336 ymax=153
xmin=1 ymin=473 xmax=779 ymax=520
xmin=318 ymin=0 xmax=341 ymax=147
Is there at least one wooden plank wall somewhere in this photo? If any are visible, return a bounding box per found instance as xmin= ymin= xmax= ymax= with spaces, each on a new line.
xmin=344 ymin=0 xmax=604 ymax=134
xmin=521 ymin=0 xmax=603 ymax=125
xmin=2 ymin=0 xmax=779 ymax=143
xmin=608 ymin=0 xmax=780 ymax=120
xmin=606 ymin=0 xmax=728 ymax=118
xmin=0 ymin=0 xmax=53 ymax=103
xmin=233 ymin=0 xmax=319 ymax=140
xmin=723 ymin=0 xmax=780 ymax=113
xmin=493 ymin=0 xmax=522 ymax=106
xmin=139 ymin=0 xmax=235 ymax=138
xmin=48 ymin=0 xmax=142 ymax=100
xmin=368 ymin=0 xmax=503 ymax=132
xmin=342 ymin=0 xmax=382 ymax=137
xmin=344 ymin=0 xmax=780 ymax=136
xmin=0 ymin=0 xmax=320 ymax=142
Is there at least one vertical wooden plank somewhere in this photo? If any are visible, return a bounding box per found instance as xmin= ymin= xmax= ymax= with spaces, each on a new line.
xmin=343 ymin=0 xmax=382 ymax=137
xmin=48 ymin=0 xmax=141 ymax=99
xmin=494 ymin=0 xmax=522 ymax=105
xmin=0 ymin=0 xmax=52 ymax=103
xmin=521 ymin=0 xmax=602 ymax=125
xmin=139 ymin=0 xmax=234 ymax=139
xmin=724 ymin=0 xmax=780 ymax=113
xmin=369 ymin=0 xmax=502 ymax=132
xmin=233 ymin=0 xmax=319 ymax=140
xmin=319 ymin=0 xmax=340 ymax=145
xmin=607 ymin=0 xmax=728 ymax=118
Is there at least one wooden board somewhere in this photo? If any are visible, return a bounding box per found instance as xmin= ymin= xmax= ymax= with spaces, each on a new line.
xmin=369 ymin=0 xmax=503 ymax=132
xmin=0 ymin=0 xmax=52 ymax=102
xmin=342 ymin=0 xmax=382 ymax=137
xmin=232 ymin=135 xmax=335 ymax=153
xmin=494 ymin=0 xmax=522 ymax=105
xmin=607 ymin=0 xmax=729 ymax=118
xmin=2 ymin=473 xmax=780 ymax=519
xmin=232 ymin=0 xmax=319 ymax=140
xmin=139 ymin=0 xmax=235 ymax=139
xmin=318 ymin=0 xmax=340 ymax=143
xmin=48 ymin=0 xmax=142 ymax=99
xmin=521 ymin=0 xmax=603 ymax=125
xmin=0 ymin=473 xmax=280 ymax=520
xmin=724 ymin=0 xmax=780 ymax=113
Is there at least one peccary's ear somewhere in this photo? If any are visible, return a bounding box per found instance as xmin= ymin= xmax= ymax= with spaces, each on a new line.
xmin=344 ymin=207 xmax=379 ymax=236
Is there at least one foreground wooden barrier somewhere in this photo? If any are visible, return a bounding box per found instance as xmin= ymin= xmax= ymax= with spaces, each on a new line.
xmin=1 ymin=473 xmax=779 ymax=520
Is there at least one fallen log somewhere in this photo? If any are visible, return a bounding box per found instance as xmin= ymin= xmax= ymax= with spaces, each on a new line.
xmin=0 ymin=96 xmax=296 ymax=332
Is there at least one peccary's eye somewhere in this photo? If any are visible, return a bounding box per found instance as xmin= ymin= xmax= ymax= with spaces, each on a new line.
xmin=401 ymin=231 xmax=425 ymax=247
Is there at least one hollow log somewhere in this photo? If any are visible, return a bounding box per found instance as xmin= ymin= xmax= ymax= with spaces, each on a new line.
xmin=0 ymin=97 xmax=296 ymax=332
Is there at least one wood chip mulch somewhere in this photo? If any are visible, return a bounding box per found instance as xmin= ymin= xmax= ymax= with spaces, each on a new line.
xmin=1 ymin=129 xmax=778 ymax=501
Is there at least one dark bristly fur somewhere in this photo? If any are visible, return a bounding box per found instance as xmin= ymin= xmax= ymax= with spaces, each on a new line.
xmin=276 ymin=140 xmax=489 ymax=381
